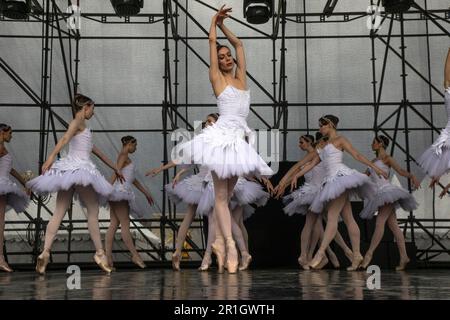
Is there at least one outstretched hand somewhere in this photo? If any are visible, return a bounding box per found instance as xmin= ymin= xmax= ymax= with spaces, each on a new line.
xmin=145 ymin=167 xmax=161 ymax=177
xmin=429 ymin=176 xmax=441 ymax=189
xmin=215 ymin=4 xmax=232 ymax=26
xmin=439 ymin=185 xmax=450 ymax=199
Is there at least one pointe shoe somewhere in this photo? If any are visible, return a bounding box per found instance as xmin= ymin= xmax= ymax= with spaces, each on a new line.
xmin=94 ymin=251 xmax=113 ymax=274
xmin=225 ymin=238 xmax=238 ymax=274
xmin=361 ymin=253 xmax=373 ymax=269
xmin=345 ymin=251 xmax=354 ymax=263
xmin=0 ymin=260 xmax=13 ymax=273
xmin=347 ymin=254 xmax=364 ymax=271
xmin=212 ymin=239 xmax=226 ymax=274
xmin=315 ymin=257 xmax=329 ymax=270
xmin=309 ymin=251 xmax=326 ymax=270
xmin=198 ymin=255 xmax=212 ymax=271
xmin=328 ymin=253 xmax=340 ymax=269
xmin=298 ymin=256 xmax=310 ymax=270
xmin=171 ymin=252 xmax=181 ymax=271
xmin=238 ymin=253 xmax=252 ymax=271
xmin=132 ymin=255 xmax=146 ymax=269
xmin=36 ymin=251 xmax=50 ymax=275
xmin=396 ymin=257 xmax=410 ymax=271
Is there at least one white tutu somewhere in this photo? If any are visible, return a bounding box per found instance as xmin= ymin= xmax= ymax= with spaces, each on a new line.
xmin=26 ymin=128 xmax=113 ymax=206
xmin=0 ymin=177 xmax=29 ymax=214
xmin=310 ymin=143 xmax=376 ymax=214
xmin=360 ymin=159 xmax=418 ymax=219
xmin=283 ymin=183 xmax=319 ymax=216
xmin=165 ymin=166 xmax=209 ymax=206
xmin=107 ymin=163 xmax=144 ymax=219
xmin=0 ymin=153 xmax=29 ymax=213
xmin=360 ymin=184 xmax=418 ymax=219
xmin=418 ymin=89 xmax=450 ymax=178
xmin=173 ymin=85 xmax=273 ymax=179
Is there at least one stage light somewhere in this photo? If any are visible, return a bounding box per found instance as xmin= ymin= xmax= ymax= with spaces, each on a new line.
xmin=0 ymin=0 xmax=31 ymax=20
xmin=382 ymin=0 xmax=413 ymax=14
xmin=110 ymin=0 xmax=144 ymax=17
xmin=243 ymin=0 xmax=273 ymax=24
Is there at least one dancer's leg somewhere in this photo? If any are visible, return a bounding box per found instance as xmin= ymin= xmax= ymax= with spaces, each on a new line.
xmin=361 ymin=205 xmax=392 ymax=269
xmin=309 ymin=192 xmax=347 ymax=269
xmin=211 ymin=172 xmax=238 ymax=273
xmin=105 ymin=202 xmax=120 ymax=267
xmin=172 ymin=204 xmax=196 ymax=271
xmin=231 ymin=205 xmax=252 ymax=270
xmin=0 ymin=196 xmax=12 ymax=272
xmin=299 ymin=212 xmax=318 ymax=269
xmin=386 ymin=210 xmax=410 ymax=270
xmin=340 ymin=198 xmax=363 ymax=270
xmin=199 ymin=211 xmax=215 ymax=271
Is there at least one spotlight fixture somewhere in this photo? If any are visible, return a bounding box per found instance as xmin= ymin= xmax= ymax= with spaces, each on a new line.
xmin=110 ymin=0 xmax=143 ymax=17
xmin=243 ymin=0 xmax=273 ymax=24
xmin=382 ymin=0 xmax=413 ymax=14
xmin=0 ymin=0 xmax=31 ymax=20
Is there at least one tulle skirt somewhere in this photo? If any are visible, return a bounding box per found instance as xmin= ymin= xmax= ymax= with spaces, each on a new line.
xmin=418 ymin=142 xmax=450 ymax=178
xmin=26 ymin=155 xmax=113 ymax=206
xmin=108 ymin=182 xmax=143 ymax=219
xmin=0 ymin=177 xmax=29 ymax=213
xmin=310 ymin=169 xmax=376 ymax=214
xmin=360 ymin=184 xmax=418 ymax=219
xmin=174 ymin=122 xmax=273 ymax=179
xmin=283 ymin=183 xmax=319 ymax=216
xmin=165 ymin=173 xmax=204 ymax=206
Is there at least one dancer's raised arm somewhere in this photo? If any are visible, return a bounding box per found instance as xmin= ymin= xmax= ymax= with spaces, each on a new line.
xmin=386 ymin=156 xmax=421 ymax=189
xmin=92 ymin=146 xmax=124 ymax=182
xmin=340 ymin=137 xmax=388 ymax=179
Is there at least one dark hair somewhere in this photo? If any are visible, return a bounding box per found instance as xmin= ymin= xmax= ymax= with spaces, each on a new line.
xmin=375 ymin=135 xmax=390 ymax=148
xmin=313 ymin=132 xmax=327 ymax=147
xmin=0 ymin=123 xmax=11 ymax=132
xmin=201 ymin=121 xmax=207 ymax=129
xmin=207 ymin=113 xmax=219 ymax=122
xmin=72 ymin=94 xmax=94 ymax=113
xmin=121 ymin=135 xmax=137 ymax=145
xmin=300 ymin=134 xmax=314 ymax=144
xmin=216 ymin=44 xmax=231 ymax=53
xmin=319 ymin=115 xmax=339 ymax=128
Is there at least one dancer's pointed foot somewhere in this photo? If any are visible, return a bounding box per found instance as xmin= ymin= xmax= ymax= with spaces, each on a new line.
xmin=212 ymin=238 xmax=226 ymax=274
xmin=298 ymin=256 xmax=310 ymax=270
xmin=347 ymin=253 xmax=364 ymax=271
xmin=36 ymin=250 xmax=50 ymax=275
xmin=239 ymin=253 xmax=252 ymax=271
xmin=361 ymin=252 xmax=373 ymax=269
xmin=328 ymin=251 xmax=340 ymax=269
xmin=310 ymin=251 xmax=326 ymax=270
xmin=225 ymin=237 xmax=238 ymax=274
xmin=132 ymin=255 xmax=146 ymax=269
xmin=396 ymin=257 xmax=410 ymax=271
xmin=94 ymin=250 xmax=113 ymax=274
xmin=198 ymin=254 xmax=212 ymax=271
xmin=171 ymin=251 xmax=181 ymax=271
xmin=0 ymin=257 xmax=13 ymax=273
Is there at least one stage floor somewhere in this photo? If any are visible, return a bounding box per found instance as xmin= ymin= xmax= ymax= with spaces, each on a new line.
xmin=0 ymin=268 xmax=448 ymax=300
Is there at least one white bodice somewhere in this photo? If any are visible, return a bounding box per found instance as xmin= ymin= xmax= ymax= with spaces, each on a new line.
xmin=0 ymin=153 xmax=12 ymax=177
xmin=119 ymin=162 xmax=136 ymax=186
xmin=318 ymin=143 xmax=349 ymax=176
xmin=68 ymin=128 xmax=93 ymax=160
xmin=214 ymin=85 xmax=252 ymax=135
xmin=368 ymin=159 xmax=390 ymax=187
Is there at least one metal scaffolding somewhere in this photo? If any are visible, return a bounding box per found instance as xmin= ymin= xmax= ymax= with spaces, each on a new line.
xmin=1 ymin=0 xmax=450 ymax=267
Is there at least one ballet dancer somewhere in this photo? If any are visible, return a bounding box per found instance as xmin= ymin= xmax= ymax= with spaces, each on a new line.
xmin=105 ymin=135 xmax=155 ymax=270
xmin=27 ymin=94 xmax=123 ymax=274
xmin=418 ymin=48 xmax=450 ymax=185
xmin=295 ymin=115 xmax=387 ymax=270
xmin=360 ymin=135 xmax=420 ymax=270
xmin=146 ymin=113 xmax=219 ymax=271
xmin=274 ymin=133 xmax=352 ymax=269
xmin=173 ymin=5 xmax=273 ymax=273
xmin=0 ymin=123 xmax=30 ymax=272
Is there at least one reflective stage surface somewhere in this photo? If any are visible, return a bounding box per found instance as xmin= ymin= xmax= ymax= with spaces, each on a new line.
xmin=0 ymin=268 xmax=448 ymax=300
